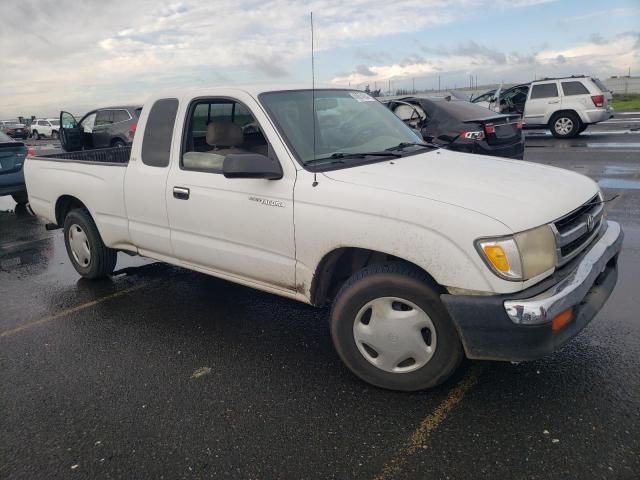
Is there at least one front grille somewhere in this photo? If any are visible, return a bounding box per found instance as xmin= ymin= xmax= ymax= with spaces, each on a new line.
xmin=552 ymin=193 xmax=604 ymax=266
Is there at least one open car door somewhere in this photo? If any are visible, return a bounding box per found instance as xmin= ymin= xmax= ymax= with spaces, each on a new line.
xmin=59 ymin=111 xmax=83 ymax=152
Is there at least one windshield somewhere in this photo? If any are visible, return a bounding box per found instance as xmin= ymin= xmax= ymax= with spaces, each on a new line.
xmin=259 ymin=89 xmax=423 ymax=166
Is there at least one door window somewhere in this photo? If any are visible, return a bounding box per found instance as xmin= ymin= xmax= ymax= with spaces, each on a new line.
xmin=95 ymin=110 xmax=114 ymax=126
xmin=561 ymin=81 xmax=589 ymax=96
xmin=181 ymin=99 xmax=269 ymax=174
xmin=81 ymin=113 xmax=97 ymax=133
xmin=530 ymin=83 xmax=559 ymax=99
xmin=112 ymin=109 xmax=131 ymax=123
xmin=141 ymin=98 xmax=179 ymax=168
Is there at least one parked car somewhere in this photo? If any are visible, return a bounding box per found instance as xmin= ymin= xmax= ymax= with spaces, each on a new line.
xmin=25 ymin=86 xmax=623 ymax=391
xmin=384 ymin=97 xmax=524 ymax=159
xmin=0 ymin=121 xmax=29 ymax=140
xmin=59 ymin=106 xmax=142 ymax=151
xmin=30 ymin=118 xmax=60 ymax=139
xmin=472 ymin=76 xmax=613 ymax=138
xmin=0 ymin=131 xmax=35 ymax=204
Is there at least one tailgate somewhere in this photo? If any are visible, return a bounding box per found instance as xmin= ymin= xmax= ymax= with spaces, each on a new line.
xmin=0 ymin=142 xmax=26 ymax=174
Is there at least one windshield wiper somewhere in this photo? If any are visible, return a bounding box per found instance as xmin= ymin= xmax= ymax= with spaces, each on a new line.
xmin=306 ymin=150 xmax=402 ymax=164
xmin=307 ymin=151 xmax=401 ymax=165
xmin=385 ymin=141 xmax=437 ymax=152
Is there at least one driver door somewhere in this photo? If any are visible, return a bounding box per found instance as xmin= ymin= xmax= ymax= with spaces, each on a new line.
xmin=166 ymin=95 xmax=297 ymax=290
xmin=59 ymin=111 xmax=83 ymax=152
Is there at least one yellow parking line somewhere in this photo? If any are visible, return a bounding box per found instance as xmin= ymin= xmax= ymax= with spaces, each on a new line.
xmin=373 ymin=364 xmax=484 ymax=480
xmin=0 ymin=283 xmax=148 ymax=338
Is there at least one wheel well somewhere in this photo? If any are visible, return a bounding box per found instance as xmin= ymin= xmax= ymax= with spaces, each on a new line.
xmin=55 ymin=195 xmax=88 ymax=226
xmin=549 ymin=109 xmax=581 ymax=125
xmin=111 ymin=137 xmax=125 ymax=146
xmin=310 ymin=247 xmax=443 ymax=307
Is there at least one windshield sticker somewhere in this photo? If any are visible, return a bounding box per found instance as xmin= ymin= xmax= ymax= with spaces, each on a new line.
xmin=349 ymin=92 xmax=376 ymax=102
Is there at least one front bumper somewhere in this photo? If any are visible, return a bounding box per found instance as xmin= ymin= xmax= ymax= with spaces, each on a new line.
xmin=441 ymin=221 xmax=623 ymax=361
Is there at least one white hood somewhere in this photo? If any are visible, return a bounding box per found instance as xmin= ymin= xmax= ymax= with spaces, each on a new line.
xmin=322 ymin=149 xmax=598 ymax=233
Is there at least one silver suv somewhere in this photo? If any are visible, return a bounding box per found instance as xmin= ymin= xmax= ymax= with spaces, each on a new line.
xmin=473 ymin=76 xmax=613 ymax=138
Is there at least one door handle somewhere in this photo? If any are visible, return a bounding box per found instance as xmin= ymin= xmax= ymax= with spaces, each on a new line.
xmin=548 ymin=100 xmax=560 ymax=104
xmin=173 ymin=186 xmax=190 ymax=200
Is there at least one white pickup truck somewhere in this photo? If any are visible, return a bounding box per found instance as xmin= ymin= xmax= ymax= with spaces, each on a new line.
xmin=25 ymin=86 xmax=623 ymax=391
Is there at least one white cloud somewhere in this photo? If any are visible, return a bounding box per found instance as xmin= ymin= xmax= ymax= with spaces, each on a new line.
xmin=331 ymin=32 xmax=640 ymax=87
xmin=0 ymin=0 xmax=633 ymax=117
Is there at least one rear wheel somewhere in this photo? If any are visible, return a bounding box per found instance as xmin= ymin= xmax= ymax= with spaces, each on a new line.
xmin=578 ymin=124 xmax=588 ymax=134
xmin=63 ymin=209 xmax=117 ymax=279
xmin=112 ymin=139 xmax=126 ymax=148
xmin=12 ymin=192 xmax=28 ymax=204
xmin=330 ymin=262 xmax=463 ymax=391
xmin=550 ymin=112 xmax=581 ymax=138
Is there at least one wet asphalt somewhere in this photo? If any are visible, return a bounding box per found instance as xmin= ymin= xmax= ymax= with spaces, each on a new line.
xmin=1 ymin=115 xmax=640 ymax=479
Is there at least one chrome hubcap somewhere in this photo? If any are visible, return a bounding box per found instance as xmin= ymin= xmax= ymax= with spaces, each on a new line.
xmin=353 ymin=297 xmax=437 ymax=373
xmin=555 ymin=117 xmax=573 ymax=135
xmin=68 ymin=224 xmax=91 ymax=267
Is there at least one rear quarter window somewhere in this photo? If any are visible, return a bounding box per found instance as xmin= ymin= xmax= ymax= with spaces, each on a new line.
xmin=561 ymin=81 xmax=589 ymax=96
xmin=530 ymin=83 xmax=559 ymax=99
xmin=113 ymin=110 xmax=130 ymax=123
xmin=141 ymin=98 xmax=179 ymax=168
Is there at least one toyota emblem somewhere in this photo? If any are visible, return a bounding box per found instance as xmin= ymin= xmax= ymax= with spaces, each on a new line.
xmin=586 ymin=214 xmax=594 ymax=232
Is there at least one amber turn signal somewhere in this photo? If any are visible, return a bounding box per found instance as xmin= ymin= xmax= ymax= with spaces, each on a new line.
xmin=551 ymin=308 xmax=573 ymax=331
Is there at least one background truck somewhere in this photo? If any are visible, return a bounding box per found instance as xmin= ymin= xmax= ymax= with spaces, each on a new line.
xmin=24 ymin=86 xmax=623 ymax=391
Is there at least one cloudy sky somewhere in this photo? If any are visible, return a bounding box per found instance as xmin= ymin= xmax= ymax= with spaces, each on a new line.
xmin=1 ymin=0 xmax=638 ymax=118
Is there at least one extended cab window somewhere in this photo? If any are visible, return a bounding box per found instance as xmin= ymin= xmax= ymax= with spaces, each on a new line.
xmin=181 ymin=99 xmax=269 ymax=173
xmin=141 ymin=98 xmax=179 ymax=168
xmin=561 ymin=81 xmax=589 ymax=96
xmin=530 ymin=83 xmax=558 ymax=99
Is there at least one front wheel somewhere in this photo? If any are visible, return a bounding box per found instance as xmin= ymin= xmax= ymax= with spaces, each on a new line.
xmin=112 ymin=139 xmax=126 ymax=148
xmin=51 ymin=130 xmax=59 ymax=139
xmin=330 ymin=262 xmax=463 ymax=391
xmin=63 ymin=209 xmax=117 ymax=279
xmin=550 ymin=112 xmax=581 ymax=138
xmin=32 ymin=130 xmax=40 ymax=140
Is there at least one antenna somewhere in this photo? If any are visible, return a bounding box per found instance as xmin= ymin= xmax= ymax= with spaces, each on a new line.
xmin=310 ymin=11 xmax=318 ymax=187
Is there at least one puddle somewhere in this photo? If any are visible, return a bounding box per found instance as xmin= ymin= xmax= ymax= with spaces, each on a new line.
xmin=603 ymin=165 xmax=640 ymax=176
xmin=598 ymin=178 xmax=640 ymax=190
xmin=586 ymin=143 xmax=640 ymax=149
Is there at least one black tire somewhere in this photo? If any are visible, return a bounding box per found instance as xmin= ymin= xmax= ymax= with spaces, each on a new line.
xmin=330 ymin=262 xmax=463 ymax=391
xmin=63 ymin=209 xmax=117 ymax=279
xmin=32 ymin=130 xmax=40 ymax=140
xmin=550 ymin=112 xmax=581 ymax=138
xmin=578 ymin=124 xmax=588 ymax=134
xmin=51 ymin=130 xmax=59 ymax=139
xmin=112 ymin=139 xmax=126 ymax=148
xmin=12 ymin=192 xmax=28 ymax=204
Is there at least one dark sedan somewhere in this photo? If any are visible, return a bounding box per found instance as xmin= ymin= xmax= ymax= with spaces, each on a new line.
xmin=0 ymin=122 xmax=29 ymax=140
xmin=384 ymin=97 xmax=524 ymax=159
xmin=0 ymin=131 xmax=35 ymax=204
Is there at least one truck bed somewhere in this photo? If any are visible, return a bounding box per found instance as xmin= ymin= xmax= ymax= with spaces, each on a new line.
xmin=39 ymin=146 xmax=131 ymax=164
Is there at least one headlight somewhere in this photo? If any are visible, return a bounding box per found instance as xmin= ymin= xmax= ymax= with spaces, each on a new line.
xmin=476 ymin=225 xmax=556 ymax=281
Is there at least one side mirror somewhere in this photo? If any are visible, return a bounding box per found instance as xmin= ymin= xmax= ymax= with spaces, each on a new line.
xmin=223 ymin=153 xmax=283 ymax=180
